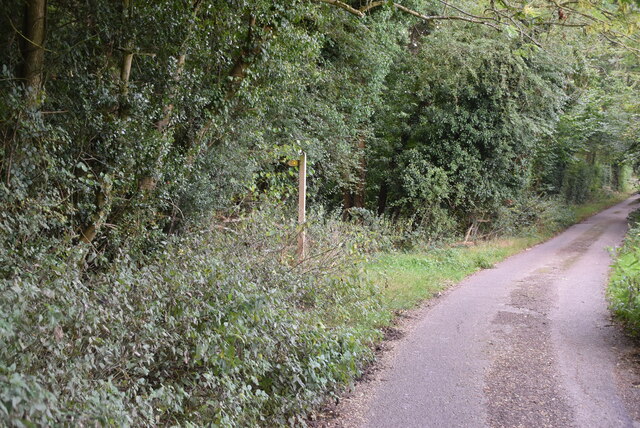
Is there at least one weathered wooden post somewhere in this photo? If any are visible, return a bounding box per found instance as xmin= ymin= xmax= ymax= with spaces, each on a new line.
xmin=297 ymin=152 xmax=307 ymax=261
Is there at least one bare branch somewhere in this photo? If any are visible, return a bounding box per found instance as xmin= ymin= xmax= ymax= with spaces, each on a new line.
xmin=601 ymin=32 xmax=640 ymax=57
xmin=435 ymin=0 xmax=501 ymax=24
xmin=392 ymin=4 xmax=503 ymax=31
xmin=541 ymin=21 xmax=588 ymax=28
xmin=360 ymin=1 xmax=384 ymax=14
xmin=485 ymin=6 xmax=544 ymax=47
xmin=315 ymin=0 xmax=639 ymax=53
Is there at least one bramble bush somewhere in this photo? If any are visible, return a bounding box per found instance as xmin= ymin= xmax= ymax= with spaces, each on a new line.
xmin=0 ymin=207 xmax=389 ymax=426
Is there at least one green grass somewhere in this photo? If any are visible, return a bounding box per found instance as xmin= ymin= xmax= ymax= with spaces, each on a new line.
xmin=572 ymin=193 xmax=633 ymax=222
xmin=367 ymin=237 xmax=537 ymax=311
xmin=368 ymin=192 xmax=633 ymax=312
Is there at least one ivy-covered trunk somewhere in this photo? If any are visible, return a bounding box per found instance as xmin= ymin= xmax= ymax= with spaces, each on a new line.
xmin=21 ymin=0 xmax=46 ymax=106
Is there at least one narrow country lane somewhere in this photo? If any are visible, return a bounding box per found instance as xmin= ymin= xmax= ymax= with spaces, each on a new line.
xmin=327 ymin=196 xmax=640 ymax=428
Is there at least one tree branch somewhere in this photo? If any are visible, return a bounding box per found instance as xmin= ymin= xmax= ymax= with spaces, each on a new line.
xmin=601 ymin=32 xmax=640 ymax=57
xmin=435 ymin=0 xmax=501 ymax=25
xmin=393 ymin=4 xmax=502 ymax=31
xmin=316 ymin=0 xmax=502 ymax=31
xmin=315 ymin=0 xmax=364 ymax=17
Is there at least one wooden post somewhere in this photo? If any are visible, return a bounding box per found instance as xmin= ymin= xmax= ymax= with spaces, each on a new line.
xmin=297 ymin=152 xmax=307 ymax=261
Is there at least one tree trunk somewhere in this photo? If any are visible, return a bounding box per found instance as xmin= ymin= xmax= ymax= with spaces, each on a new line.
xmin=155 ymin=54 xmax=187 ymax=131
xmin=22 ymin=0 xmax=47 ymax=106
xmin=120 ymin=0 xmax=133 ymax=94
xmin=120 ymin=51 xmax=133 ymax=92
xmin=80 ymin=178 xmax=112 ymax=244
xmin=198 ymin=15 xmax=273 ymax=145
xmin=156 ymin=0 xmax=201 ymax=132
xmin=343 ymin=189 xmax=353 ymax=219
xmin=377 ymin=180 xmax=388 ymax=215
xmin=79 ymin=0 xmax=130 ymax=244
xmin=354 ymin=135 xmax=366 ymax=208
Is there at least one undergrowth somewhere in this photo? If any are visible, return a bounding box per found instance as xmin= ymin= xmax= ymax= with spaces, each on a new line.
xmin=0 ymin=207 xmax=390 ymax=426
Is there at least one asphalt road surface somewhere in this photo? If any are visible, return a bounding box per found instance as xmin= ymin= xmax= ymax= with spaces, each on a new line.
xmin=326 ymin=196 xmax=640 ymax=428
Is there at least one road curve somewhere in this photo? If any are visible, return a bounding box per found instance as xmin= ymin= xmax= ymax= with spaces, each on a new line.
xmin=328 ymin=196 xmax=640 ymax=428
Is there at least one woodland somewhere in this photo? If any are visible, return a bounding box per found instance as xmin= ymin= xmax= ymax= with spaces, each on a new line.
xmin=1 ymin=0 xmax=639 ymax=425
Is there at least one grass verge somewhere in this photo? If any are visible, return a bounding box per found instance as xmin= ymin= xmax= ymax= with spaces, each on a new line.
xmin=608 ymin=203 xmax=640 ymax=335
xmin=368 ymin=192 xmax=633 ymax=313
xmin=572 ymin=193 xmax=634 ymax=222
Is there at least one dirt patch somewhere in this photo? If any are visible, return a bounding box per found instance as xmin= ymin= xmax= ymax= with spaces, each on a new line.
xmin=509 ymin=275 xmax=555 ymax=315
xmin=381 ymin=325 xmax=404 ymax=342
xmin=486 ymin=313 xmax=574 ymax=427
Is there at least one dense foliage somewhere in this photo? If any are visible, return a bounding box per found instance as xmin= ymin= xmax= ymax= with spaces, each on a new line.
xmin=0 ymin=208 xmax=390 ymax=425
xmin=1 ymin=0 xmax=639 ymax=425
xmin=370 ymin=27 xmax=569 ymax=230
